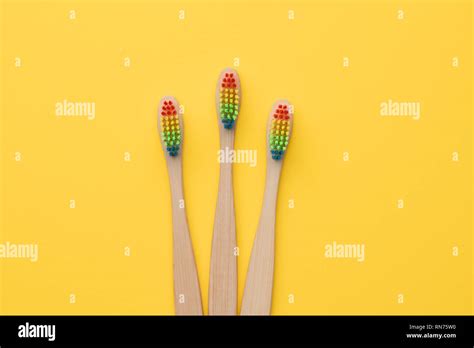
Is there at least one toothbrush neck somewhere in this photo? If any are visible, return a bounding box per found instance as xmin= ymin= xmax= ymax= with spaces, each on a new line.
xmin=262 ymin=159 xmax=283 ymax=211
xmin=219 ymin=129 xmax=235 ymax=151
xmin=218 ymin=130 xmax=235 ymax=173
xmin=167 ymin=157 xmax=185 ymax=210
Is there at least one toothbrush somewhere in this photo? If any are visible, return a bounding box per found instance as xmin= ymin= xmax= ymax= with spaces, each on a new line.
xmin=208 ymin=68 xmax=241 ymax=315
xmin=240 ymin=100 xmax=293 ymax=315
xmin=158 ymin=96 xmax=203 ymax=315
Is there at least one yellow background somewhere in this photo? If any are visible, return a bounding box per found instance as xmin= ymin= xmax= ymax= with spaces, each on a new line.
xmin=0 ymin=0 xmax=472 ymax=315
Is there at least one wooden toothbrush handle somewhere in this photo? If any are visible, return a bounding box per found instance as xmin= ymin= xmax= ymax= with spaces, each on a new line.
xmin=168 ymin=160 xmax=203 ymax=315
xmin=241 ymin=161 xmax=281 ymax=315
xmin=209 ymin=137 xmax=237 ymax=315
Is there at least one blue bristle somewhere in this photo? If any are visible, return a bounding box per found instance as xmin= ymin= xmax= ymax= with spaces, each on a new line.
xmin=221 ymin=118 xmax=235 ymax=129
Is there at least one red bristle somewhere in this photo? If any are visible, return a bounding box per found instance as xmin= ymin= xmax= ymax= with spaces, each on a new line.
xmin=283 ymin=105 xmax=287 ymax=109
xmin=285 ymin=115 xmax=289 ymax=120
xmin=221 ymin=83 xmax=225 ymax=87
xmin=161 ymin=112 xmax=166 ymax=116
xmin=232 ymin=84 xmax=236 ymax=88
xmin=225 ymin=73 xmax=229 ymax=77
xmin=173 ymin=111 xmax=177 ymax=115
xmin=278 ymin=105 xmax=282 ymax=108
xmin=167 ymin=111 xmax=171 ymax=115
xmin=273 ymin=114 xmax=278 ymax=118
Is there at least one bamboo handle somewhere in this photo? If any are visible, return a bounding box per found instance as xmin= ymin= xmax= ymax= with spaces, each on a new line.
xmin=209 ymin=131 xmax=238 ymax=315
xmin=241 ymin=160 xmax=282 ymax=315
xmin=167 ymin=159 xmax=203 ymax=315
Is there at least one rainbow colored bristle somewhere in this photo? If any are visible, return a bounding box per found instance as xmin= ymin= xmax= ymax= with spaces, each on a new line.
xmin=160 ymin=99 xmax=181 ymax=157
xmin=218 ymin=71 xmax=240 ymax=129
xmin=269 ymin=103 xmax=292 ymax=160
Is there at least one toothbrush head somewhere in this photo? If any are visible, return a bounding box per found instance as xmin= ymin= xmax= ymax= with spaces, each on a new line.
xmin=159 ymin=96 xmax=182 ymax=157
xmin=217 ymin=68 xmax=241 ymax=130
xmin=269 ymin=100 xmax=293 ymax=160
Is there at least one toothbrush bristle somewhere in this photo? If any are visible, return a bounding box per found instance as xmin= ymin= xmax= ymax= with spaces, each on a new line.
xmin=269 ymin=103 xmax=292 ymax=160
xmin=218 ymin=70 xmax=240 ymax=130
xmin=160 ymin=99 xmax=181 ymax=157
